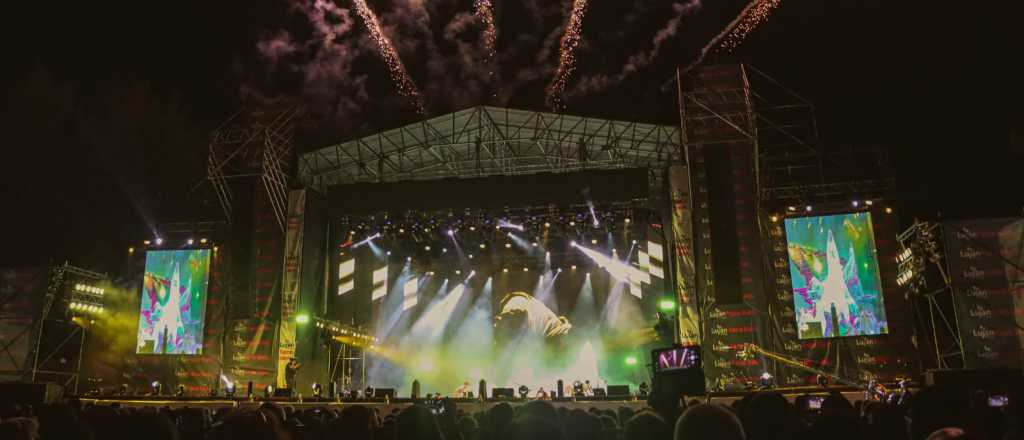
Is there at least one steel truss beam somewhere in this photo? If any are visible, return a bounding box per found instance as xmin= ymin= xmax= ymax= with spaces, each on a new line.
xmin=298 ymin=106 xmax=684 ymax=190
xmin=208 ymin=106 xmax=303 ymax=232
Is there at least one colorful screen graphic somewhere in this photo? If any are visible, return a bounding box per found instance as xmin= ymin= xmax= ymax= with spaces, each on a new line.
xmin=785 ymin=212 xmax=888 ymax=339
xmin=135 ymin=249 xmax=211 ymax=354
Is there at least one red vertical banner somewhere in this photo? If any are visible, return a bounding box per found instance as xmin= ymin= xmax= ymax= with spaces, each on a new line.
xmin=669 ymin=166 xmax=699 ymax=344
xmin=277 ymin=190 xmax=306 ymax=387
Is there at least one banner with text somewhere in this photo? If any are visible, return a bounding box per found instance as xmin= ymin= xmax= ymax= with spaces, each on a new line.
xmin=945 ymin=218 xmax=1024 ymax=369
xmin=277 ymin=190 xmax=306 ymax=387
xmin=668 ymin=166 xmax=700 ymax=344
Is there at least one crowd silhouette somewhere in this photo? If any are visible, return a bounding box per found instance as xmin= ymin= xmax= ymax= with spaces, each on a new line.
xmin=0 ymin=386 xmax=1020 ymax=440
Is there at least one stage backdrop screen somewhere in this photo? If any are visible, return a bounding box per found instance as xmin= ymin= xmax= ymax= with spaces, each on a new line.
xmin=784 ymin=212 xmax=888 ymax=339
xmin=135 ymin=249 xmax=211 ymax=354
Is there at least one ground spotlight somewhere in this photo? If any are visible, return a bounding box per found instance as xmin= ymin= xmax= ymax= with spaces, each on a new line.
xmin=523 ymin=267 xmax=529 ymax=272
xmin=590 ymin=239 xmax=597 ymax=245
xmin=570 ymin=240 xmax=576 ymax=247
xmin=885 ymin=207 xmax=893 ymax=214
xmin=448 ymin=229 xmax=455 ymax=236
xmin=569 ymin=221 xmax=576 ymax=226
xmin=865 ymin=200 xmax=874 ymax=206
xmin=770 ymin=215 xmax=779 ymax=223
xmin=187 ymin=239 xmax=194 ymax=245
xmin=312 ymin=383 xmax=323 ymax=398
xmin=155 ymin=238 xmax=163 ymax=245
xmin=760 ymin=372 xmax=774 ymax=388
xmin=544 ymin=222 xmax=550 ymax=228
xmin=470 ymin=226 xmax=476 ymax=231
xmin=505 ymin=243 xmax=512 ymax=248
xmin=805 ymin=205 xmax=812 ymax=212
xmin=407 ymin=256 xmax=412 ymax=262
xmin=455 ymin=270 xmax=461 ymax=275
xmin=571 ymin=265 xmax=577 ymax=270
xmin=787 ymin=206 xmax=796 ymax=212
xmin=624 ymin=218 xmax=631 ymax=224
xmin=425 ymin=245 xmax=431 ymax=251
xmin=143 ymin=240 xmax=151 ymax=246
xmin=387 ymin=251 xmax=392 ymax=256
xmin=469 ymin=254 xmax=474 ymax=259
xmin=503 ymin=268 xmax=509 ymax=273
xmin=479 ymin=243 xmax=486 ymax=249
xmin=532 ymin=242 xmax=538 ymax=247
xmin=852 ymin=200 xmax=860 ymax=207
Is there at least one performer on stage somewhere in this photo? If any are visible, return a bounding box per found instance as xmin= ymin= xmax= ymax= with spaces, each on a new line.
xmin=285 ymin=358 xmax=301 ymax=389
xmin=536 ymin=387 xmax=548 ymax=399
xmin=454 ymin=381 xmax=472 ymax=398
xmin=582 ymin=380 xmax=593 ymax=396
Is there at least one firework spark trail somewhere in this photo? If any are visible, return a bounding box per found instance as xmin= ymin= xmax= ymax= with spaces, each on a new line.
xmin=683 ymin=0 xmax=781 ymax=73
xmin=473 ymin=0 xmax=498 ymax=67
xmin=545 ymin=0 xmax=589 ymax=110
xmin=351 ymin=0 xmax=425 ymax=115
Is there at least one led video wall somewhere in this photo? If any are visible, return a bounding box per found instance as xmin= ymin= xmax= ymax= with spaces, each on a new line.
xmin=784 ymin=212 xmax=888 ymax=339
xmin=135 ymin=249 xmax=211 ymax=354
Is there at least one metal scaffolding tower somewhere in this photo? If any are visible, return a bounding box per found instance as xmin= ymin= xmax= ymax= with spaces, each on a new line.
xmin=207 ymin=106 xmax=303 ymax=232
xmin=677 ymin=64 xmax=893 ymax=206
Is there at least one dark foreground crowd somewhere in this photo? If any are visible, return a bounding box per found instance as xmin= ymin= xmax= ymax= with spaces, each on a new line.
xmin=0 ymin=386 xmax=1020 ymax=440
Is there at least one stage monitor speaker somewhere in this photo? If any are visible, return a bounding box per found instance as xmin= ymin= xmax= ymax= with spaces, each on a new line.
xmin=411 ymin=380 xmax=421 ymax=399
xmin=273 ymin=388 xmax=293 ymax=398
xmin=557 ymin=380 xmax=564 ymax=398
xmin=593 ymin=388 xmax=606 ymax=397
xmin=329 ymin=382 xmax=337 ymax=399
xmin=479 ymin=380 xmax=487 ymax=399
xmin=492 ymin=387 xmax=515 ymax=399
xmin=0 ymin=382 xmax=63 ymax=405
xmin=247 ymin=381 xmax=254 ymax=398
xmin=607 ymin=385 xmax=630 ymax=397
xmin=374 ymin=388 xmax=396 ymax=398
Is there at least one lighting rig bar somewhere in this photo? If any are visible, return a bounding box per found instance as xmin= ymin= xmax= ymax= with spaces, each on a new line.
xmin=314 ymin=317 xmax=378 ymax=344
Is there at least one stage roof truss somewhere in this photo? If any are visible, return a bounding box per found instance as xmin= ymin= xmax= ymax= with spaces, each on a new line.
xmin=298 ymin=106 xmax=684 ymax=190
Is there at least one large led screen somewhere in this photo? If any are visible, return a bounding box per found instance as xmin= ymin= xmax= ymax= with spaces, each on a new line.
xmin=785 ymin=212 xmax=888 ymax=339
xmin=135 ymin=249 xmax=211 ymax=354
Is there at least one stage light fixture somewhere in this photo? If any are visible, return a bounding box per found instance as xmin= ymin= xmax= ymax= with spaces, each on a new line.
xmin=591 ymin=239 xmax=598 ymax=244
xmin=805 ymin=205 xmax=812 ymax=212
xmin=760 ymin=372 xmax=774 ymax=388
xmin=469 ymin=254 xmax=474 ymax=259
xmin=852 ymin=200 xmax=860 ymax=207
xmin=544 ymin=222 xmax=551 ymax=228
xmin=505 ymin=243 xmax=511 ymax=248
xmin=523 ymin=267 xmax=529 ymax=272
xmin=265 ymin=385 xmax=274 ymax=399
xmin=295 ymin=314 xmax=310 ymax=325
xmin=624 ymin=218 xmax=631 ymax=224
xmin=659 ymin=299 xmax=676 ymax=311
xmin=503 ymin=268 xmax=509 ymax=273
xmin=625 ymin=356 xmax=638 ymax=366
xmin=407 ymin=256 xmax=412 ymax=262
xmin=557 ymin=268 xmax=563 ymax=273
xmin=399 ymin=228 xmax=405 ymax=233
xmin=442 ymin=248 xmax=448 ymax=253
xmin=545 ymin=251 xmax=550 ymax=257
xmin=865 ymin=200 xmax=874 ymax=206
xmin=455 ymin=270 xmax=461 ymax=275
xmin=226 ymin=382 xmax=236 ymax=398
xmin=425 ymin=246 xmax=431 ymax=251
xmin=200 ymin=238 xmax=208 ymax=244
xmin=469 ymin=226 xmax=476 ymax=231
xmin=570 ymin=240 xmax=576 ymax=247
xmin=128 ymin=247 xmax=134 ymax=254
xmin=387 ymin=251 xmax=392 ymax=256
xmin=770 ymin=215 xmax=779 ymax=223
xmin=571 ymin=265 xmax=577 ymax=270
xmin=593 ymin=220 xmax=600 ymax=227
xmin=532 ymin=242 xmax=538 ymax=247
xmin=479 ymin=243 xmax=486 ymax=249
xmin=885 ymin=207 xmax=893 ymax=214
xmin=187 ymin=239 xmax=194 ymax=245
xmin=787 ymin=206 xmax=796 ymax=212
xmin=155 ymin=238 xmax=163 ymax=245
xmin=143 ymin=240 xmax=151 ymax=246
xmin=569 ymin=221 xmax=576 ymax=226
xmin=213 ymin=246 xmax=219 ymax=252
xmin=632 ymin=239 xmax=638 ymax=244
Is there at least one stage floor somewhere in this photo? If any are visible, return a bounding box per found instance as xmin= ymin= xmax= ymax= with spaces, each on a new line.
xmin=78 ymin=387 xmax=865 ymax=411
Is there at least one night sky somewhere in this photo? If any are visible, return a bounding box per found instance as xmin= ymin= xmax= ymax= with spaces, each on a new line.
xmin=1 ymin=0 xmax=1021 ymax=274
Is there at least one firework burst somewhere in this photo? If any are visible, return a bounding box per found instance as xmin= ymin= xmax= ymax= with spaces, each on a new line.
xmin=351 ymin=0 xmax=426 ymax=114
xmin=545 ymin=0 xmax=589 ymax=111
xmin=474 ymin=0 xmax=498 ymax=68
xmin=683 ymin=0 xmax=782 ymax=73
